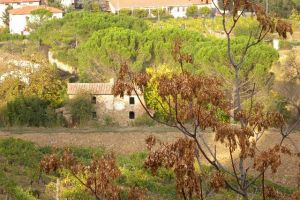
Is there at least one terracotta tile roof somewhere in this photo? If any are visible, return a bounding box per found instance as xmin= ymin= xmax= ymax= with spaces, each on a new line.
xmin=67 ymin=83 xmax=143 ymax=95
xmin=109 ymin=0 xmax=211 ymax=9
xmin=68 ymin=83 xmax=114 ymax=95
xmin=0 ymin=0 xmax=39 ymax=3
xmin=8 ymin=5 xmax=63 ymax=15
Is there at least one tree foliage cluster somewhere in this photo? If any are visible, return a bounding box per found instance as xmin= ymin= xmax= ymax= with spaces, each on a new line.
xmin=1 ymin=5 xmax=12 ymax=26
xmin=32 ymin=12 xmax=279 ymax=85
xmin=119 ymin=8 xmax=171 ymax=18
xmin=4 ymin=96 xmax=52 ymax=127
xmin=0 ymin=66 xmax=67 ymax=127
xmin=27 ymin=8 xmax=53 ymax=33
xmin=186 ymin=6 xmax=211 ymax=18
xmin=65 ymin=92 xmax=95 ymax=126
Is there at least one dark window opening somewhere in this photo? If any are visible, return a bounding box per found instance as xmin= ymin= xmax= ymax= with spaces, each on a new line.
xmin=91 ymin=96 xmax=96 ymax=104
xmin=92 ymin=112 xmax=97 ymax=119
xmin=129 ymin=111 xmax=135 ymax=119
xmin=129 ymin=97 xmax=135 ymax=105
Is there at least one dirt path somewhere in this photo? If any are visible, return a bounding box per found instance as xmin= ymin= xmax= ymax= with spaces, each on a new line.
xmin=0 ymin=128 xmax=183 ymax=154
xmin=0 ymin=128 xmax=300 ymax=188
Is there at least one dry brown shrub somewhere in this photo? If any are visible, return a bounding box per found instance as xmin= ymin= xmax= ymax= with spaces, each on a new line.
xmin=40 ymin=149 xmax=122 ymax=200
xmin=128 ymin=187 xmax=148 ymax=200
xmin=144 ymin=136 xmax=201 ymax=199
xmin=209 ymin=171 xmax=226 ymax=192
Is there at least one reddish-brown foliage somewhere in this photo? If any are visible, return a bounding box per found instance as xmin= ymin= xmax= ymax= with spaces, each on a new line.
xmin=265 ymin=186 xmax=300 ymax=200
xmin=128 ymin=187 xmax=148 ymax=200
xmin=209 ymin=171 xmax=226 ymax=192
xmin=40 ymin=149 xmax=121 ymax=200
xmin=145 ymin=136 xmax=201 ymax=199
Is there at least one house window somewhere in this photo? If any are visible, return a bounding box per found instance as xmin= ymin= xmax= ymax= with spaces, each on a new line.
xmin=91 ymin=96 xmax=96 ymax=104
xmin=129 ymin=97 xmax=135 ymax=105
xmin=129 ymin=111 xmax=135 ymax=119
xmin=92 ymin=112 xmax=97 ymax=119
xmin=177 ymin=7 xmax=180 ymax=12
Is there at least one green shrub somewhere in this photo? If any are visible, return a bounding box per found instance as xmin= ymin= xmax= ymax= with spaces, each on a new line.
xmin=186 ymin=5 xmax=199 ymax=17
xmin=131 ymin=114 xmax=155 ymax=127
xmin=6 ymin=96 xmax=54 ymax=127
xmin=0 ymin=28 xmax=25 ymax=41
xmin=199 ymin=7 xmax=211 ymax=17
xmin=0 ymin=138 xmax=42 ymax=168
xmin=0 ymin=106 xmax=8 ymax=127
xmin=103 ymin=114 xmax=118 ymax=126
xmin=83 ymin=0 xmax=101 ymax=12
xmin=66 ymin=92 xmax=95 ymax=126
xmin=151 ymin=8 xmax=170 ymax=17
xmin=133 ymin=9 xmax=149 ymax=18
xmin=10 ymin=187 xmax=37 ymax=200
xmin=234 ymin=18 xmax=260 ymax=37
xmin=0 ymin=168 xmax=37 ymax=199
xmin=117 ymin=153 xmax=177 ymax=199
xmin=119 ymin=8 xmax=132 ymax=16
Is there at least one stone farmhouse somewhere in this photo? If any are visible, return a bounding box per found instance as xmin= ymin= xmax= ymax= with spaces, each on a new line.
xmin=8 ymin=5 xmax=63 ymax=35
xmin=107 ymin=0 xmax=214 ymax=18
xmin=66 ymin=81 xmax=146 ymax=125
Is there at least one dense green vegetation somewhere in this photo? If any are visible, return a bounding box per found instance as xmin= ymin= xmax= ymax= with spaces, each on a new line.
xmin=65 ymin=92 xmax=95 ymax=126
xmin=0 ymin=66 xmax=67 ymax=127
xmin=31 ymin=12 xmax=278 ymax=84
xmin=0 ymin=28 xmax=25 ymax=41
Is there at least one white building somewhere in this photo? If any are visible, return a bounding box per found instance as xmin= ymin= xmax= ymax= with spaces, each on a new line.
xmin=8 ymin=5 xmax=63 ymax=35
xmin=60 ymin=0 xmax=74 ymax=8
xmin=0 ymin=0 xmax=40 ymax=26
xmin=108 ymin=0 xmax=213 ymax=18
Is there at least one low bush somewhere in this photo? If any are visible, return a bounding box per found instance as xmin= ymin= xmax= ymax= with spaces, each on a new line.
xmin=151 ymin=8 xmax=170 ymax=18
xmin=131 ymin=114 xmax=155 ymax=127
xmin=103 ymin=114 xmax=118 ymax=126
xmin=0 ymin=138 xmax=42 ymax=168
xmin=5 ymin=96 xmax=56 ymax=127
xmin=186 ymin=5 xmax=199 ymax=17
xmin=133 ymin=9 xmax=149 ymax=18
xmin=0 ymin=172 xmax=37 ymax=200
xmin=117 ymin=153 xmax=177 ymax=199
xmin=119 ymin=8 xmax=132 ymax=16
xmin=119 ymin=9 xmax=149 ymax=18
xmin=0 ymin=28 xmax=25 ymax=41
xmin=65 ymin=92 xmax=95 ymax=126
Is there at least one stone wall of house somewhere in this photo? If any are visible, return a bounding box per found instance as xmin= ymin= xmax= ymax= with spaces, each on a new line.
xmin=96 ymin=95 xmax=146 ymax=125
xmin=69 ymin=94 xmax=146 ymax=126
